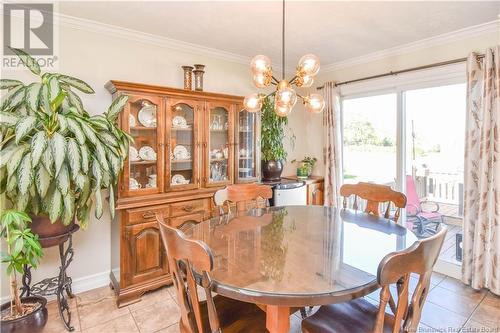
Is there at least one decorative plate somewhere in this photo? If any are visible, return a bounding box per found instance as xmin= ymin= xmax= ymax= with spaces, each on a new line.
xmin=129 ymin=147 xmax=140 ymax=161
xmin=138 ymin=103 xmax=157 ymax=128
xmin=173 ymin=145 xmax=189 ymax=160
xmin=129 ymin=114 xmax=136 ymax=127
xmin=130 ymin=178 xmax=141 ymax=189
xmin=172 ymin=116 xmax=188 ymax=128
xmin=139 ymin=146 xmax=156 ymax=161
xmin=171 ymin=174 xmax=189 ymax=185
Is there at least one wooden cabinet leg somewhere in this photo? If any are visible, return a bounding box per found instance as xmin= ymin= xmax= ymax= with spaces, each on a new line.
xmin=266 ymin=305 xmax=291 ymax=333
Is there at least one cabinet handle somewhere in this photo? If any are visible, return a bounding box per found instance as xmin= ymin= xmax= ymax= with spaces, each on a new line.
xmin=183 ymin=205 xmax=195 ymax=212
xmin=142 ymin=211 xmax=156 ymax=219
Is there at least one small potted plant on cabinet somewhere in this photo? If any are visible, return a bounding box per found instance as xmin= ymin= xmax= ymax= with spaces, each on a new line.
xmin=260 ymin=97 xmax=289 ymax=181
xmin=292 ymin=156 xmax=317 ymax=179
xmin=0 ymin=49 xmax=130 ymax=244
xmin=0 ymin=210 xmax=46 ymax=333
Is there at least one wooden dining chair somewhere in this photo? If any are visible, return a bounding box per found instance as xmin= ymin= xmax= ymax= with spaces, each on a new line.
xmin=156 ymin=213 xmax=267 ymax=333
xmin=214 ymin=183 xmax=272 ymax=215
xmin=340 ymin=182 xmax=407 ymax=222
xmin=302 ymin=226 xmax=447 ymax=333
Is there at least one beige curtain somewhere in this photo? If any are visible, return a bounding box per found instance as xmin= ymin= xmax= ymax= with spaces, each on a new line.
xmin=323 ymin=82 xmax=342 ymax=207
xmin=462 ymin=46 xmax=500 ymax=295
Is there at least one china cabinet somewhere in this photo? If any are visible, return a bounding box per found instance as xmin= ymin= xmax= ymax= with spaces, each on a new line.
xmin=106 ymin=81 xmax=260 ymax=307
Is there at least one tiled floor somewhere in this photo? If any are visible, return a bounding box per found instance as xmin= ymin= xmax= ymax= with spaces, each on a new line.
xmin=43 ymin=273 xmax=500 ymax=333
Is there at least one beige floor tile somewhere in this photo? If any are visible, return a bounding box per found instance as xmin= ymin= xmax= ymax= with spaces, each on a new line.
xmin=289 ymin=313 xmax=303 ymax=333
xmin=430 ymin=272 xmax=447 ymax=286
xmin=437 ymin=277 xmax=487 ymax=299
xmin=426 ymin=285 xmax=484 ymax=317
xmin=482 ymin=292 xmax=500 ymax=308
xmin=419 ymin=301 xmax=468 ymax=331
xmin=166 ymin=286 xmax=178 ymax=304
xmin=131 ymin=298 xmax=180 ymax=333
xmin=127 ymin=287 xmax=172 ymax=312
xmin=469 ymin=301 xmax=500 ymax=328
xmin=43 ymin=298 xmax=81 ymax=333
xmin=461 ymin=319 xmax=498 ymax=332
xmin=77 ymin=288 xmax=130 ymax=330
xmin=82 ymin=313 xmax=139 ymax=333
xmin=154 ymin=322 xmax=180 ymax=333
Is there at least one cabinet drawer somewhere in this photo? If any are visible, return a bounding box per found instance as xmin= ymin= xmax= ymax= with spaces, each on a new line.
xmin=170 ymin=213 xmax=205 ymax=231
xmin=170 ymin=199 xmax=208 ymax=217
xmin=126 ymin=204 xmax=170 ymax=225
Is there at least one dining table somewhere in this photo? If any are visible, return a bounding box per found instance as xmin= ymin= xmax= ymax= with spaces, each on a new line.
xmin=185 ymin=205 xmax=419 ymax=333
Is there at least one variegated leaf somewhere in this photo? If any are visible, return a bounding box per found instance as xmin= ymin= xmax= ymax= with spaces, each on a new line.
xmin=7 ymin=144 xmax=28 ymax=178
xmin=30 ymin=131 xmax=47 ymax=166
xmin=41 ymin=146 xmax=54 ymax=176
xmin=80 ymin=144 xmax=89 ymax=173
xmin=57 ymin=114 xmax=68 ymax=133
xmin=77 ymin=176 xmax=90 ymax=207
xmin=94 ymin=188 xmax=103 ymax=219
xmin=50 ymin=132 xmax=66 ymax=176
xmin=0 ymin=85 xmax=23 ymax=111
xmin=25 ymin=82 xmax=42 ymax=112
xmin=17 ymin=152 xmax=32 ymax=194
xmin=0 ymin=111 xmax=20 ymax=126
xmin=66 ymin=117 xmax=86 ymax=144
xmin=92 ymin=159 xmax=102 ymax=188
xmin=77 ymin=204 xmax=90 ymax=229
xmin=107 ymin=94 xmax=129 ymax=121
xmin=107 ymin=150 xmax=121 ymax=180
xmin=109 ymin=185 xmax=115 ymax=219
xmin=0 ymin=79 xmax=23 ymax=90
xmin=97 ymin=132 xmax=119 ymax=147
xmin=78 ymin=119 xmax=98 ymax=145
xmin=57 ymin=75 xmax=94 ymax=94
xmin=35 ymin=165 xmax=50 ymax=197
xmin=39 ymin=84 xmax=51 ymax=114
xmin=16 ymin=193 xmax=29 ymax=211
xmin=3 ymin=86 xmax=25 ymax=111
xmin=74 ymin=172 xmax=86 ymax=190
xmin=30 ymin=192 xmax=40 ymax=215
xmin=66 ymin=138 xmax=81 ymax=179
xmin=67 ymin=90 xmax=84 ymax=113
xmin=7 ymin=173 xmax=17 ymax=192
xmin=56 ymin=163 xmax=70 ymax=195
xmin=15 ymin=116 xmax=36 ymax=144
xmin=94 ymin=141 xmax=109 ymax=171
xmin=62 ymin=191 xmax=75 ymax=225
xmin=47 ymin=76 xmax=61 ymax=102
xmin=0 ymin=167 xmax=7 ymax=194
xmin=48 ymin=187 xmax=62 ymax=222
xmin=101 ymin=168 xmax=110 ymax=188
xmin=9 ymin=48 xmax=41 ymax=75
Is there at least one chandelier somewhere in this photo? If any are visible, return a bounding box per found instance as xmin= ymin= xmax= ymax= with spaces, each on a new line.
xmin=243 ymin=0 xmax=325 ymax=116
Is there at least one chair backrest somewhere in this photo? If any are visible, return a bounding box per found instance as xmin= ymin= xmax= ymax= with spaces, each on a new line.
xmin=156 ymin=213 xmax=219 ymax=333
xmin=374 ymin=226 xmax=447 ymax=333
xmin=405 ymin=175 xmax=422 ymax=213
xmin=214 ymin=183 xmax=272 ymax=214
xmin=340 ymin=182 xmax=407 ymax=221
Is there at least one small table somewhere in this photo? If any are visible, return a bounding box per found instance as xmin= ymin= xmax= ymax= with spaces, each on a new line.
xmin=185 ymin=206 xmax=418 ymax=333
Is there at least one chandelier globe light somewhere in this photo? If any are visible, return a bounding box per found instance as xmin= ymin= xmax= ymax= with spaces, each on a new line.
xmin=243 ymin=0 xmax=325 ymax=117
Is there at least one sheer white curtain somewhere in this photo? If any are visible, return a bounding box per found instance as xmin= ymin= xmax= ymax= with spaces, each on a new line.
xmin=462 ymin=46 xmax=500 ymax=295
xmin=322 ymin=82 xmax=342 ymax=207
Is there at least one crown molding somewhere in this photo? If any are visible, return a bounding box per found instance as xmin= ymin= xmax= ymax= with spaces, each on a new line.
xmin=322 ymin=19 xmax=500 ymax=73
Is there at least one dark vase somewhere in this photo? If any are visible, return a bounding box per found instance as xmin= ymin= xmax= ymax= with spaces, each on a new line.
xmin=30 ymin=215 xmax=76 ymax=248
xmin=262 ymin=160 xmax=283 ymax=181
xmin=0 ymin=296 xmax=48 ymax=333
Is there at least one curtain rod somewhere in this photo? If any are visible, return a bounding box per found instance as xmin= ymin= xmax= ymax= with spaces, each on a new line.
xmin=317 ymin=54 xmax=485 ymax=90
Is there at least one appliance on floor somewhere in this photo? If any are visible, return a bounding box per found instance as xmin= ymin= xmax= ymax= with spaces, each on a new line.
xmin=261 ymin=179 xmax=307 ymax=206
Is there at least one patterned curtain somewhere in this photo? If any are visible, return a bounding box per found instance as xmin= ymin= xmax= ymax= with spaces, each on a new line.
xmin=323 ymin=82 xmax=342 ymax=207
xmin=462 ymin=46 xmax=500 ymax=295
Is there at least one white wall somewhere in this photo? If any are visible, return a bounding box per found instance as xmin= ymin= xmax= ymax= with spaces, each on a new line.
xmin=1 ymin=18 xmax=260 ymax=299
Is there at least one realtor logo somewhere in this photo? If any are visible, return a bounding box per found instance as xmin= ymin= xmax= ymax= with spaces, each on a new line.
xmin=3 ymin=2 xmax=58 ymax=69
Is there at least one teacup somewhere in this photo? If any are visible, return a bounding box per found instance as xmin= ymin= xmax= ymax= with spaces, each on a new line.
xmin=130 ymin=178 xmax=142 ymax=189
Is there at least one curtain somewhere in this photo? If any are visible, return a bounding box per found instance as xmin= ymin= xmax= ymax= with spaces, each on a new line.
xmin=462 ymin=46 xmax=500 ymax=295
xmin=323 ymin=82 xmax=342 ymax=207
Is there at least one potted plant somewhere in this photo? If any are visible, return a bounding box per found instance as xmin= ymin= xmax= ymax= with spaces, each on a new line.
xmin=260 ymin=96 xmax=289 ymax=181
xmin=0 ymin=210 xmax=46 ymax=333
xmin=291 ymin=156 xmax=317 ymax=179
xmin=0 ymin=49 xmax=130 ymax=245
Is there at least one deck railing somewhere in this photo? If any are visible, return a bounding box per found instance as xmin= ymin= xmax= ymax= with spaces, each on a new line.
xmin=414 ymin=172 xmax=464 ymax=217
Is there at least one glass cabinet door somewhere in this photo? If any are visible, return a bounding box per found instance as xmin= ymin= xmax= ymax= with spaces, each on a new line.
xmin=235 ymin=108 xmax=260 ymax=182
xmin=206 ymin=103 xmax=233 ymax=186
xmin=124 ymin=95 xmax=163 ymax=196
xmin=167 ymin=100 xmax=199 ymax=190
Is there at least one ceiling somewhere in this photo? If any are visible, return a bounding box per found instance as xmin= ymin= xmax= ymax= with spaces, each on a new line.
xmin=58 ymin=1 xmax=500 ymax=68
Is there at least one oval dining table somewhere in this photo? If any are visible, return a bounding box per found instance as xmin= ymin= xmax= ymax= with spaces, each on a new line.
xmin=184 ymin=205 xmax=419 ymax=333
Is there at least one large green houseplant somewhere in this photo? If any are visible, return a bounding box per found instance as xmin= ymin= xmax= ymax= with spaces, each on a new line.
xmin=260 ymin=96 xmax=291 ymax=181
xmin=0 ymin=49 xmax=130 ymax=232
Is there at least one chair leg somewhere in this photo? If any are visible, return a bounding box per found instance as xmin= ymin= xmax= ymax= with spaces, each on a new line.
xmin=300 ymin=307 xmax=307 ymax=319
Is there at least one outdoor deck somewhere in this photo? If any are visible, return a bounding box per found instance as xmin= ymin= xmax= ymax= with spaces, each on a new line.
xmin=438 ymin=202 xmax=463 ymax=265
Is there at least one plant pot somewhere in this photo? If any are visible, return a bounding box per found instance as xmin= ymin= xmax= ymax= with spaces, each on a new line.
xmin=262 ymin=160 xmax=283 ymax=181
xmin=30 ymin=215 xmax=75 ymax=248
xmin=0 ymin=296 xmax=48 ymax=333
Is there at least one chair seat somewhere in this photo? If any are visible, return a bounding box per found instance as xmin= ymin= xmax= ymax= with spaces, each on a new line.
xmin=418 ymin=211 xmax=442 ymax=220
xmin=301 ymin=298 xmax=396 ymax=333
xmin=192 ymin=295 xmax=267 ymax=333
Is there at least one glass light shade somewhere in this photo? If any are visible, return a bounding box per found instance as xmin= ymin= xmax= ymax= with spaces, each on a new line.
xmin=301 ymin=75 xmax=314 ymax=87
xmin=253 ymin=73 xmax=270 ymax=88
xmin=243 ymin=93 xmax=262 ymax=113
xmin=251 ymin=55 xmax=272 ymax=74
xmin=274 ymin=103 xmax=292 ymax=117
xmin=275 ymin=86 xmax=297 ymax=107
xmin=298 ymin=54 xmax=320 ymax=76
xmin=305 ymin=93 xmax=325 ymax=113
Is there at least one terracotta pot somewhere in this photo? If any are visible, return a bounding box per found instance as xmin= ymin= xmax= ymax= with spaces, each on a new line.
xmin=0 ymin=296 xmax=48 ymax=333
xmin=30 ymin=215 xmax=75 ymax=248
xmin=262 ymin=160 xmax=283 ymax=181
